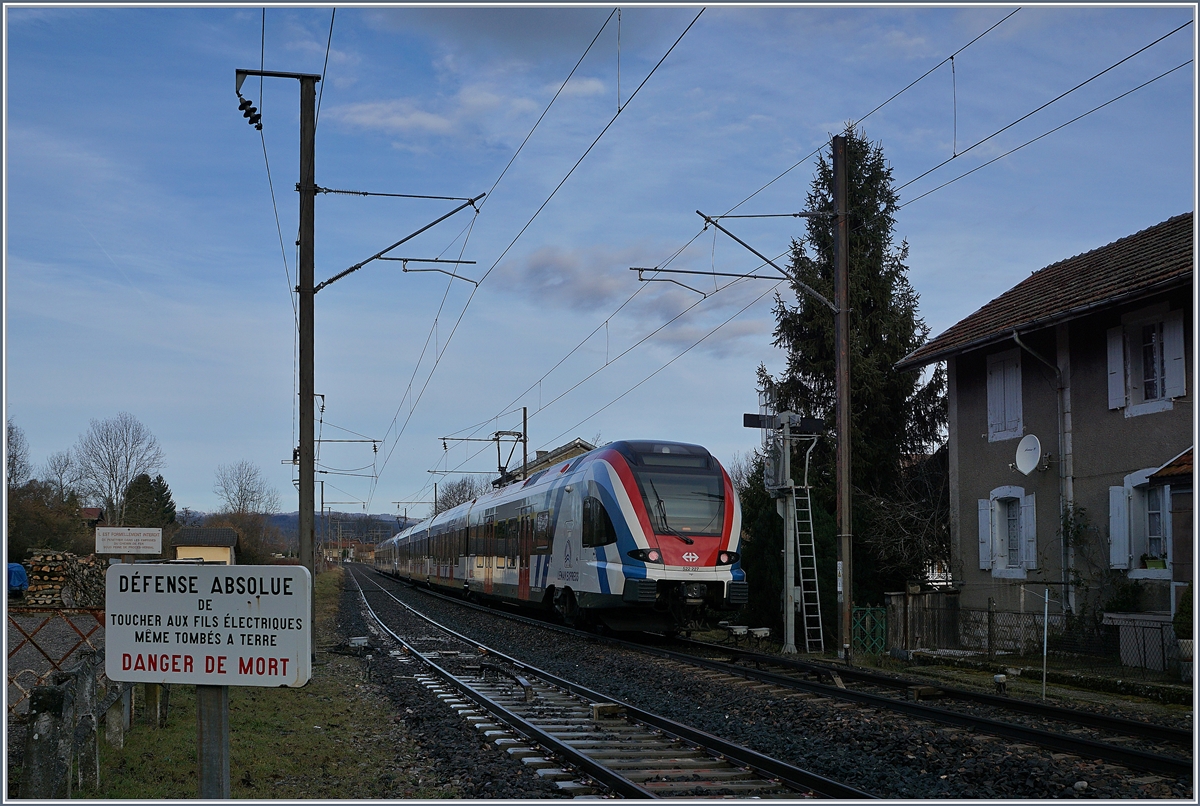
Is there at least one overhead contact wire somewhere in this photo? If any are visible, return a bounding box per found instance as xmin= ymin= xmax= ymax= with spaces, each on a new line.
xmin=370 ymin=9 xmax=703 ymax=503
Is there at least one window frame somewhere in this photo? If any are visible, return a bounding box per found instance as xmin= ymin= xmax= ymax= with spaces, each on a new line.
xmin=978 ymin=485 xmax=1036 ymax=578
xmin=1108 ymin=305 xmax=1186 ymax=417
xmin=1109 ymin=468 xmax=1173 ymax=579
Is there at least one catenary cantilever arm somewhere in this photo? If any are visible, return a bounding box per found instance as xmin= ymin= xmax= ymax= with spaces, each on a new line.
xmin=697 ymin=210 xmax=838 ymax=312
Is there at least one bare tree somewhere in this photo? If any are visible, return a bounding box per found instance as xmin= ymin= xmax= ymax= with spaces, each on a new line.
xmin=211 ymin=461 xmax=281 ymax=566
xmin=726 ymin=450 xmax=756 ymax=494
xmin=73 ymin=412 xmax=164 ymax=525
xmin=177 ymin=506 xmax=204 ymax=528
xmin=213 ymin=460 xmax=280 ymax=515
xmin=41 ymin=449 xmax=82 ymax=503
xmin=435 ymin=475 xmax=490 ymax=514
xmin=859 ymin=446 xmax=951 ymax=581
xmin=7 ymin=418 xmax=31 ymax=486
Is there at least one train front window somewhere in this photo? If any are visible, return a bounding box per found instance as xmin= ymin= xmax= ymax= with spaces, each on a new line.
xmin=633 ymin=470 xmax=724 ymax=537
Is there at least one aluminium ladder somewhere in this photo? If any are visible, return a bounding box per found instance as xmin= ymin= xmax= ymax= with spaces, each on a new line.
xmin=790 ymin=435 xmax=824 ymax=654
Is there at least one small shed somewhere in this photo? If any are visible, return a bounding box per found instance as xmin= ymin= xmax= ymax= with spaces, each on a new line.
xmin=171 ymin=527 xmax=238 ymax=565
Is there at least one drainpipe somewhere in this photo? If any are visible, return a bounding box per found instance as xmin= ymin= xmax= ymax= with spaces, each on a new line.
xmin=1011 ymin=329 xmax=1073 ymax=613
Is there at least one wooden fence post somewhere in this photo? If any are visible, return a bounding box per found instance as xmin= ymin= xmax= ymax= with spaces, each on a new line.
xmin=145 ymin=683 xmax=162 ymax=726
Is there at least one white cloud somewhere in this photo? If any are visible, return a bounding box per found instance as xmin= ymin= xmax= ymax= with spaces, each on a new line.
xmin=327 ymin=83 xmax=536 ymax=139
xmin=337 ymin=99 xmax=454 ymax=134
xmin=558 ymin=76 xmax=607 ymax=98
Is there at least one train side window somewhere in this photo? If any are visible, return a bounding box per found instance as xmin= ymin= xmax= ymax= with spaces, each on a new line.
xmin=533 ymin=510 xmax=553 ymax=554
xmin=582 ymin=496 xmax=617 ymax=548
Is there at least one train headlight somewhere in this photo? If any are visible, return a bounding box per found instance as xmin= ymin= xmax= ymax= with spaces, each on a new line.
xmin=627 ymin=548 xmax=663 ymax=564
xmin=716 ymin=551 xmax=740 ymax=566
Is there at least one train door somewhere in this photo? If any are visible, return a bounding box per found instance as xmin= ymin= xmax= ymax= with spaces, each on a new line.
xmin=518 ymin=505 xmax=532 ymax=600
xmin=556 ymin=487 xmax=581 ymax=588
xmin=484 ymin=515 xmax=495 ymax=595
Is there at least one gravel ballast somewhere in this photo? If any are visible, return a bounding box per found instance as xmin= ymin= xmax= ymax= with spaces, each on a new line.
xmin=352 ymin=569 xmax=1192 ymax=800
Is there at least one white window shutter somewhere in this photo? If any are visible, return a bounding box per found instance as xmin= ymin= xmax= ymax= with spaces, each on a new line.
xmin=986 ymin=361 xmax=1004 ymax=437
xmin=1107 ymin=326 xmax=1126 ymax=409
xmin=978 ymin=499 xmax=993 ymax=570
xmin=1108 ymin=486 xmax=1129 ymax=569
xmin=1021 ymin=492 xmax=1037 ymax=569
xmin=1004 ymin=358 xmax=1021 ymax=434
xmin=1163 ymin=313 xmax=1186 ymax=399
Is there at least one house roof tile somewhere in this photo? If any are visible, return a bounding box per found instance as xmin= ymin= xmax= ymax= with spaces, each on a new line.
xmin=897 ymin=213 xmax=1194 ymax=370
xmin=171 ymin=527 xmax=239 ymax=548
xmin=1150 ymin=447 xmax=1192 ymax=485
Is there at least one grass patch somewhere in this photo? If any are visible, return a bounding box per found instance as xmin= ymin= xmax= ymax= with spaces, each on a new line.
xmin=85 ymin=567 xmax=447 ymax=799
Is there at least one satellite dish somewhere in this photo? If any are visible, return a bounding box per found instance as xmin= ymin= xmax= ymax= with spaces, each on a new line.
xmin=1015 ymin=434 xmax=1042 ymax=475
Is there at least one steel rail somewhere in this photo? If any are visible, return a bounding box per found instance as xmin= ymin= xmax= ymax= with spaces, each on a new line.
xmin=369 ymin=571 xmax=1192 ymax=778
xmin=349 ymin=571 xmax=656 ymax=798
xmin=354 ymin=568 xmax=875 ymax=799
xmin=614 ymin=638 xmax=1193 ymax=778
xmin=702 ymin=641 xmax=1194 ymax=746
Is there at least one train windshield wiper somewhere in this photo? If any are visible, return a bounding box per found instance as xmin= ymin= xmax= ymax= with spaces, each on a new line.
xmin=648 ymin=479 xmax=694 ymax=545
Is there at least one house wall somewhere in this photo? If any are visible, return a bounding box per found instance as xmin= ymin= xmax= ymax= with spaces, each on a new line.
xmin=175 ymin=546 xmax=236 ymax=565
xmin=949 ymin=287 xmax=1192 ymax=614
xmin=1067 ymin=289 xmax=1192 ymax=613
xmin=1171 ymin=488 xmax=1192 ymax=614
xmin=951 ymin=325 xmax=1063 ymax=612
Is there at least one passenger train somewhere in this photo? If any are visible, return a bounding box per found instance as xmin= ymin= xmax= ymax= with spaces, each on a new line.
xmin=375 ymin=440 xmax=747 ymax=632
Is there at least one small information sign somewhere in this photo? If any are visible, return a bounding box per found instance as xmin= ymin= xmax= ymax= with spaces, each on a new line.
xmin=96 ymin=527 xmax=162 ymax=555
xmin=105 ymin=564 xmax=311 ymax=687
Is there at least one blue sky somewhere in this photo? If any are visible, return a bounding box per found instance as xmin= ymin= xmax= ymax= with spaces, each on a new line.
xmin=4 ymin=4 xmax=1195 ymax=518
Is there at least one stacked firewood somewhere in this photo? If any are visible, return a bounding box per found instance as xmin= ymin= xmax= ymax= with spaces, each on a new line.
xmin=22 ymin=552 xmax=108 ymax=608
xmin=64 ymin=554 xmax=106 ymax=607
xmin=23 ymin=551 xmax=69 ymax=606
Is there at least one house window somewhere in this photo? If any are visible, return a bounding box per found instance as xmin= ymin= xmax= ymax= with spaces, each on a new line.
xmin=1004 ymin=498 xmax=1021 ymax=567
xmin=1141 ymin=322 xmax=1166 ymax=401
xmin=1108 ymin=469 xmax=1172 ymax=578
xmin=1108 ymin=307 xmax=1186 ymax=416
xmin=1146 ymin=486 xmax=1165 ymax=558
xmin=986 ymin=349 xmax=1022 ymax=442
xmin=978 ymin=486 xmax=1036 ymax=578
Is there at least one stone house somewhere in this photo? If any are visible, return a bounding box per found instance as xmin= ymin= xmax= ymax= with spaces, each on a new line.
xmin=897 ymin=213 xmax=1193 ymax=618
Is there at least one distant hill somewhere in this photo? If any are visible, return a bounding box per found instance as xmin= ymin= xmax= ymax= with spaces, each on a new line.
xmin=268 ymin=511 xmax=416 ymax=551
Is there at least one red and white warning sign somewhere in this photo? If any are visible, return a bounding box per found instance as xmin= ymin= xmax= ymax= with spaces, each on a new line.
xmin=104 ymin=565 xmax=311 ymax=687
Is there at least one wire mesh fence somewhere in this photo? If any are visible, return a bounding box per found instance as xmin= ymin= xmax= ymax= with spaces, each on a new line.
xmin=886 ymin=591 xmax=1185 ymax=683
xmin=7 ymin=607 xmax=107 ymax=718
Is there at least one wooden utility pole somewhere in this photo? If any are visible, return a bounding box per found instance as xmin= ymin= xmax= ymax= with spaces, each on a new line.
xmin=298 ymin=74 xmax=318 ymax=648
xmin=236 ymin=68 xmax=321 ymax=660
xmin=832 ymin=134 xmax=853 ymax=663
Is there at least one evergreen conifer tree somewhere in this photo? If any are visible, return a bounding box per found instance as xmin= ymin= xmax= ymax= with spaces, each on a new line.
xmin=757 ymin=126 xmax=946 ymax=613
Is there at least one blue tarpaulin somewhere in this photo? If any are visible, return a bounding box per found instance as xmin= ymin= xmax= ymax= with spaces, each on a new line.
xmin=8 ymin=563 xmax=29 ymax=592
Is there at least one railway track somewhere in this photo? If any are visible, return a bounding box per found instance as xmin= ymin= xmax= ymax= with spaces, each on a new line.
xmin=366 ymin=568 xmax=1192 ymax=781
xmin=675 ymin=638 xmax=1193 ymax=748
xmin=350 ymin=567 xmax=874 ymax=798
